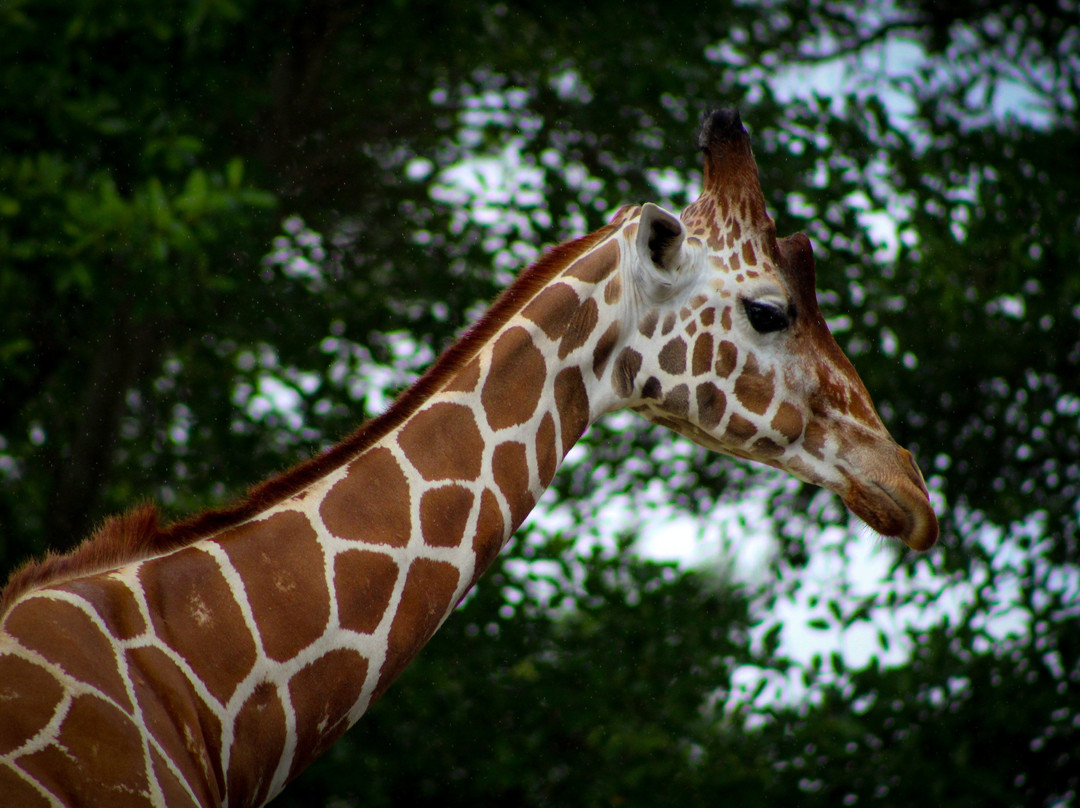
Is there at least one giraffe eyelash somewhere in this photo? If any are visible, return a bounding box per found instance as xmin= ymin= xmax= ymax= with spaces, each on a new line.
xmin=742 ymin=298 xmax=793 ymax=333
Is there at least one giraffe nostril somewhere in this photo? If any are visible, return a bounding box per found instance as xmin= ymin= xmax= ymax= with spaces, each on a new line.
xmin=900 ymin=448 xmax=930 ymax=497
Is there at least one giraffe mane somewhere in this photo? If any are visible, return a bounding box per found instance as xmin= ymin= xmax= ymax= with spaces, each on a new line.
xmin=0 ymin=224 xmax=618 ymax=613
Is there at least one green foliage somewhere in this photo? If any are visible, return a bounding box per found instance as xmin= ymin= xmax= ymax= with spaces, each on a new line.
xmin=1 ymin=0 xmax=1078 ymax=805
xmin=754 ymin=615 xmax=1080 ymax=807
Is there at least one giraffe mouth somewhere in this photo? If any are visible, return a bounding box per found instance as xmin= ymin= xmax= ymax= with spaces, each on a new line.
xmin=636 ymin=408 xmax=939 ymax=550
xmin=840 ymin=450 xmax=938 ymax=551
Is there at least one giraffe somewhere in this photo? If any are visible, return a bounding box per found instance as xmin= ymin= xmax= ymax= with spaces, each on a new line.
xmin=0 ymin=109 xmax=937 ymax=807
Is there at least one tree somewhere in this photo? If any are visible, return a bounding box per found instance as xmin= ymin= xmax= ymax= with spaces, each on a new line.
xmin=2 ymin=1 xmax=1077 ymax=805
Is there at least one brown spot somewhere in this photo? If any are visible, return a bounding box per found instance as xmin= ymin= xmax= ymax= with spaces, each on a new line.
xmin=0 ymin=766 xmax=53 ymax=808
xmin=288 ymin=648 xmax=368 ymax=779
xmin=443 ymin=357 xmax=481 ymax=394
xmin=377 ymin=559 xmax=461 ymax=696
xmin=690 ymin=294 xmax=708 ymax=309
xmin=848 ymin=387 xmax=880 ymax=427
xmin=482 ymin=326 xmax=547 ymax=430
xmin=679 ymin=307 xmax=692 ymax=321
xmin=721 ymin=306 xmax=733 ymax=330
xmin=4 ymin=598 xmax=132 ymax=715
xmin=321 ymin=447 xmax=412 ymax=543
xmin=753 ymin=437 xmax=785 ymax=458
xmin=726 ymin=413 xmax=758 ymax=443
xmin=692 ymin=333 xmax=713 ymax=376
xmin=420 ymin=485 xmax=474 ymax=548
xmin=559 ymin=298 xmax=599 ymax=359
xmin=150 ymin=745 xmax=202 ymax=808
xmin=661 ymin=312 xmax=677 ymax=335
xmin=742 ymin=239 xmax=757 ymax=267
xmin=219 ymin=511 xmax=329 ymax=663
xmin=686 ymin=321 xmax=697 ymax=337
xmin=564 ymin=239 xmax=618 ymax=284
xmin=492 ymin=441 xmax=533 ymax=530
xmin=730 ymin=252 xmax=742 ymax=271
xmin=522 ymin=283 xmax=581 ymax=341
xmin=642 ymin=376 xmax=663 ymax=400
xmin=592 ymin=322 xmax=620 ymax=378
xmin=715 ymin=341 xmax=738 ymax=377
xmin=125 ymin=646 xmax=221 ymax=807
xmin=613 ymin=347 xmax=643 ymax=398
xmin=700 ymin=307 xmax=716 ymax=327
xmin=803 ymin=420 xmax=827 ymax=460
xmin=58 ymin=575 xmax=146 ymax=640
xmin=536 ymin=412 xmax=558 ymax=487
xmin=555 ymin=367 xmax=590 ymax=452
xmin=0 ymin=653 xmax=64 ymax=756
xmin=398 ymin=403 xmax=483 ymax=481
xmin=696 ymin=383 xmax=726 ymax=428
xmin=659 ymin=337 xmax=687 ymax=375
xmin=734 ymin=354 xmax=775 ymax=415
xmin=19 ymin=695 xmax=150 ymax=808
xmin=227 ymin=681 xmax=286 ymax=807
xmin=138 ymin=547 xmax=256 ymax=704
xmin=334 ymin=549 xmax=399 ymax=634
xmin=771 ymin=402 xmax=804 ymax=443
xmin=471 ymin=489 xmax=506 ymax=584
xmin=664 ymin=384 xmax=690 ymax=417
xmin=638 ymin=310 xmax=659 ymax=338
xmin=604 ymin=275 xmax=623 ymax=304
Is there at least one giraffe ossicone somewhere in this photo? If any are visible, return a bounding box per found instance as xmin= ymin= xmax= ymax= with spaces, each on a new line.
xmin=0 ymin=108 xmax=937 ymax=807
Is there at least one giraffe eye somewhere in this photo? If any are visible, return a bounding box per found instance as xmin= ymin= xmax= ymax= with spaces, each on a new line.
xmin=743 ymin=299 xmax=790 ymax=333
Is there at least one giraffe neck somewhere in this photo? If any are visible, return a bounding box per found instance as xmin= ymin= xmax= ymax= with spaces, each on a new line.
xmin=216 ymin=230 xmax=624 ymax=801
xmin=0 ymin=229 xmax=626 ymax=808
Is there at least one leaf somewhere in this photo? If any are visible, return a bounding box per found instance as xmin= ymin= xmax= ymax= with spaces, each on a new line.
xmin=226 ymin=157 xmax=243 ymax=189
xmin=0 ymin=195 xmax=20 ymax=216
xmin=828 ymin=600 xmax=844 ymax=623
xmin=877 ymin=628 xmax=891 ymax=652
xmin=145 ymin=177 xmax=172 ymax=228
xmin=762 ymin=623 xmax=783 ymax=657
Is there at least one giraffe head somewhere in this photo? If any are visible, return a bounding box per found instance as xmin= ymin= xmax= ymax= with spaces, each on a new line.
xmin=602 ymin=109 xmax=937 ymax=550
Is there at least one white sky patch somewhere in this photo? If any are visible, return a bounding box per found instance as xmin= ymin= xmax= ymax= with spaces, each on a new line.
xmin=433 ymin=138 xmax=546 ymax=229
xmin=766 ymin=25 xmax=1053 ymax=131
xmin=635 ymin=493 xmax=778 ymax=582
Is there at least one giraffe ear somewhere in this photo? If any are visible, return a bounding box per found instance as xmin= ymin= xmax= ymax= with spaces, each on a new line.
xmin=637 ymin=203 xmax=685 ymax=273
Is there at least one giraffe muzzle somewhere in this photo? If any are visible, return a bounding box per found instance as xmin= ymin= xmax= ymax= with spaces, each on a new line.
xmin=840 ymin=447 xmax=938 ymax=551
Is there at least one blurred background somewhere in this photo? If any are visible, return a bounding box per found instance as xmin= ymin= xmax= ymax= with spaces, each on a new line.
xmin=1 ymin=0 xmax=1077 ymax=804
